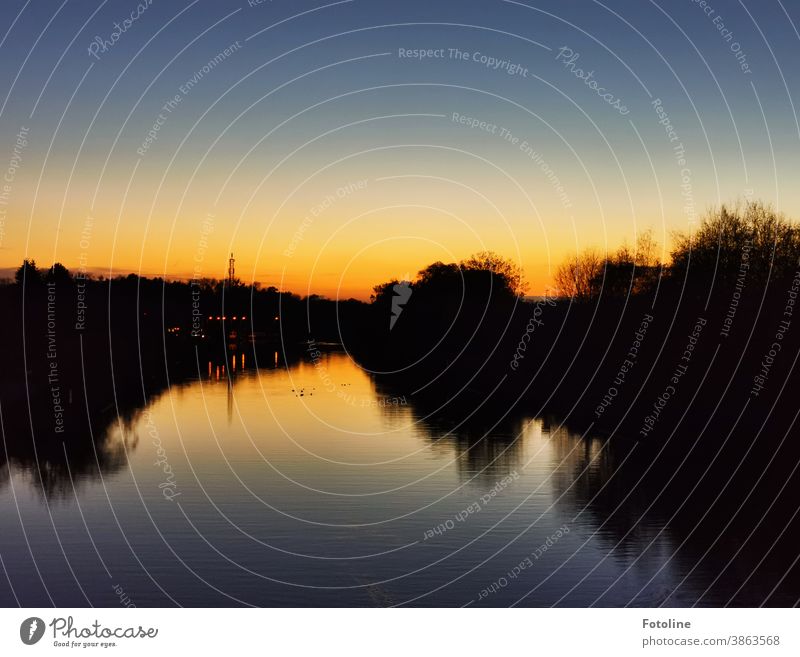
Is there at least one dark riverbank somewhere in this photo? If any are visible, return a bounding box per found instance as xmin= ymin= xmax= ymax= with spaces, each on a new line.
xmin=0 ymin=270 xmax=357 ymax=496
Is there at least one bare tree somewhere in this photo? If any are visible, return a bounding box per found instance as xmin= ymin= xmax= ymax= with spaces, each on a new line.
xmin=554 ymin=249 xmax=602 ymax=300
xmin=671 ymin=201 xmax=800 ymax=284
xmin=633 ymin=228 xmax=659 ymax=266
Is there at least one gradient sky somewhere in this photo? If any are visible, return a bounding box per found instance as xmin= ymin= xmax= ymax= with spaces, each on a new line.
xmin=0 ymin=0 xmax=798 ymax=297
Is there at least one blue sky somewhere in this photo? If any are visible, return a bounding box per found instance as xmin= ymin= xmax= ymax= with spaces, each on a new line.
xmin=1 ymin=0 xmax=798 ymax=295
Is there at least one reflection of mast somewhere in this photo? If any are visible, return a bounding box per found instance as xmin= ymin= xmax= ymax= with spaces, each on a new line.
xmin=227 ymin=252 xmax=235 ymax=286
xmin=227 ymin=373 xmax=233 ymax=424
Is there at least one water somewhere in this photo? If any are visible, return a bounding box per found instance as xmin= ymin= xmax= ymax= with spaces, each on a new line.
xmin=0 ymin=351 xmax=735 ymax=606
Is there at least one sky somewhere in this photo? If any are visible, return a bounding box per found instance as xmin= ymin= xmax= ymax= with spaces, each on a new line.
xmin=0 ymin=0 xmax=798 ymax=298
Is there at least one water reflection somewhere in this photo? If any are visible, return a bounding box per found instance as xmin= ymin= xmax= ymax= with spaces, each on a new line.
xmin=0 ymin=347 xmax=796 ymax=606
xmin=1 ymin=398 xmax=135 ymax=501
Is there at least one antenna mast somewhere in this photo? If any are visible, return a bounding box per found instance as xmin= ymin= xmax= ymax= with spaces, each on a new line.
xmin=228 ymin=252 xmax=235 ymax=286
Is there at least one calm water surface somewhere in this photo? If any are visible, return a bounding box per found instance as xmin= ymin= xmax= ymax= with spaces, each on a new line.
xmin=0 ymin=351 xmax=711 ymax=606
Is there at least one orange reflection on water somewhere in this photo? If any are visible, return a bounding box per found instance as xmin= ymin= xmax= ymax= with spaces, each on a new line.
xmin=142 ymin=353 xmax=418 ymax=475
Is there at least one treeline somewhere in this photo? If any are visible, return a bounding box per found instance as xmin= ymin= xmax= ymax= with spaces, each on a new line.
xmin=355 ymin=200 xmax=800 ymax=433
xmin=7 ymin=260 xmax=364 ymax=341
xmin=553 ymin=200 xmax=800 ymax=300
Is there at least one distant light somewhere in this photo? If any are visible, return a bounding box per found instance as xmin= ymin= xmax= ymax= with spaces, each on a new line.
xmin=273 ymin=316 xmax=279 ymax=321
xmin=232 ymin=316 xmax=237 ymax=321
xmin=241 ymin=316 xmax=247 ymax=320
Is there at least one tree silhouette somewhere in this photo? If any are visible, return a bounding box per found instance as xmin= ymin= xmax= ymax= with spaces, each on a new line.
xmin=14 ymin=259 xmax=41 ymax=285
xmin=671 ymin=201 xmax=800 ymax=285
xmin=460 ymin=251 xmax=526 ymax=296
xmin=553 ymin=249 xmax=602 ymax=300
xmin=588 ymin=229 xmax=662 ymax=298
xmin=48 ymin=263 xmax=72 ymax=283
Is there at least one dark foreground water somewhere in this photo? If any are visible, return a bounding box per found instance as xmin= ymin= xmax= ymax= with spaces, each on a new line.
xmin=0 ymin=351 xmax=788 ymax=607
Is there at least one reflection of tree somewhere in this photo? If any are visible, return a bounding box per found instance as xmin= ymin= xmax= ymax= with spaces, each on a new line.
xmin=433 ymin=423 xmax=525 ymax=484
xmin=372 ymin=377 xmax=527 ymax=483
xmin=0 ymin=375 xmax=157 ymax=500
xmin=545 ymin=416 xmax=800 ymax=606
xmin=0 ymin=460 xmax=9 ymax=492
xmin=546 ymin=426 xmax=675 ymax=554
xmin=0 ymin=421 xmax=135 ymax=500
xmin=0 ymin=347 xmax=300 ymax=501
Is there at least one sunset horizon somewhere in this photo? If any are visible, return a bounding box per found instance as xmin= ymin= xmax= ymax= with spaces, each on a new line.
xmin=2 ymin=0 xmax=800 ymax=650
xmin=2 ymin=199 xmax=775 ymax=300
